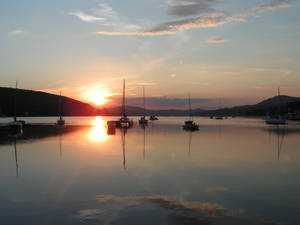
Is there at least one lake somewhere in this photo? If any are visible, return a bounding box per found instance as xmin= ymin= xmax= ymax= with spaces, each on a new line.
xmin=0 ymin=117 xmax=299 ymax=225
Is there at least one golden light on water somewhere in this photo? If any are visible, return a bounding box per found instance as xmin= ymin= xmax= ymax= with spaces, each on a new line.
xmin=88 ymin=116 xmax=109 ymax=142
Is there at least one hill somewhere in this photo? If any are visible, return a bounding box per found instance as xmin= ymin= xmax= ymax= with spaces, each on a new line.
xmin=195 ymin=95 xmax=300 ymax=117
xmin=1 ymin=87 xmax=299 ymax=117
xmin=0 ymin=87 xmax=97 ymax=116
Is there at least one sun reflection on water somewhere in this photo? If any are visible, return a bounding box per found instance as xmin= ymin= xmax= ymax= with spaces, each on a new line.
xmin=88 ymin=116 xmax=109 ymax=142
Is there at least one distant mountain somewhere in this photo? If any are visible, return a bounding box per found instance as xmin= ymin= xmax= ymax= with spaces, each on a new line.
xmin=0 ymin=87 xmax=97 ymax=116
xmin=1 ymin=87 xmax=299 ymax=117
xmin=195 ymin=95 xmax=300 ymax=117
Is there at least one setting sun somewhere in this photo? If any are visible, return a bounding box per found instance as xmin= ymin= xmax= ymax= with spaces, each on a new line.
xmin=86 ymin=90 xmax=110 ymax=105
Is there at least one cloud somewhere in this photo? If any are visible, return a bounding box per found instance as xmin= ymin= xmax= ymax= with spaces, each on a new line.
xmin=96 ymin=30 xmax=175 ymax=36
xmin=69 ymin=11 xmax=105 ymax=23
xmin=77 ymin=1 xmax=294 ymax=37
xmin=251 ymin=0 xmax=293 ymax=13
xmin=69 ymin=3 xmax=140 ymax=30
xmin=10 ymin=29 xmax=24 ymax=35
xmin=166 ymin=0 xmax=218 ymax=17
xmin=206 ymin=37 xmax=227 ymax=43
xmin=97 ymin=16 xmax=224 ymax=36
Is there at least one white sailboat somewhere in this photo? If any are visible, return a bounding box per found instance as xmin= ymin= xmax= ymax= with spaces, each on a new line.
xmin=215 ymin=98 xmax=223 ymax=120
xmin=57 ymin=91 xmax=65 ymax=126
xmin=116 ymin=80 xmax=133 ymax=128
xmin=139 ymin=86 xmax=148 ymax=125
xmin=183 ymin=93 xmax=199 ymax=131
xmin=8 ymin=81 xmax=23 ymax=132
xmin=266 ymin=87 xmax=286 ymax=125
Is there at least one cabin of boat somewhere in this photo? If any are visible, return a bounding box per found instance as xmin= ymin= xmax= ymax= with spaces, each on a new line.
xmin=116 ymin=115 xmax=133 ymax=128
xmin=183 ymin=120 xmax=199 ymax=131
xmin=149 ymin=115 xmax=158 ymax=120
xmin=139 ymin=116 xmax=148 ymax=125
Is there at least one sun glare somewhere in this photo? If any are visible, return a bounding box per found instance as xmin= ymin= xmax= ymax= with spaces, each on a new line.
xmin=86 ymin=90 xmax=110 ymax=105
xmin=88 ymin=116 xmax=109 ymax=142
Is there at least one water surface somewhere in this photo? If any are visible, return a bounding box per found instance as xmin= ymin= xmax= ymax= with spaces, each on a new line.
xmin=0 ymin=117 xmax=299 ymax=225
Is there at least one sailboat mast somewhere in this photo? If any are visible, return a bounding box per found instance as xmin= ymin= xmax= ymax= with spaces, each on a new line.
xmin=122 ymin=80 xmax=125 ymax=116
xmin=278 ymin=86 xmax=282 ymax=116
xmin=188 ymin=93 xmax=192 ymax=119
xmin=14 ymin=80 xmax=18 ymax=122
xmin=59 ymin=91 xmax=62 ymax=120
xmin=143 ymin=86 xmax=146 ymax=117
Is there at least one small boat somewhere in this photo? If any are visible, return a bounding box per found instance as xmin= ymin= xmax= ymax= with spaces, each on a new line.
xmin=8 ymin=121 xmax=23 ymax=134
xmin=183 ymin=93 xmax=199 ymax=131
xmin=57 ymin=92 xmax=65 ymax=126
xmin=139 ymin=87 xmax=148 ymax=125
xmin=57 ymin=116 xmax=65 ymax=126
xmin=116 ymin=80 xmax=133 ymax=128
xmin=149 ymin=115 xmax=158 ymax=120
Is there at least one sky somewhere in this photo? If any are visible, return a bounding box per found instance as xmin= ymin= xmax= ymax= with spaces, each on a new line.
xmin=0 ymin=0 xmax=300 ymax=109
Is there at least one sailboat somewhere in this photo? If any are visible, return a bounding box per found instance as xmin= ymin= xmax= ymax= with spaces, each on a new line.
xmin=183 ymin=93 xmax=199 ymax=131
xmin=8 ymin=81 xmax=23 ymax=133
xmin=139 ymin=86 xmax=148 ymax=125
xmin=266 ymin=87 xmax=286 ymax=125
xmin=116 ymin=80 xmax=133 ymax=128
xmin=57 ymin=91 xmax=65 ymax=126
xmin=215 ymin=98 xmax=223 ymax=120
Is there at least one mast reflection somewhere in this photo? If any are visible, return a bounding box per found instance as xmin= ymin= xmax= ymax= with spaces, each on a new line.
xmin=14 ymin=139 xmax=19 ymax=177
xmin=121 ymin=128 xmax=127 ymax=169
xmin=59 ymin=132 xmax=62 ymax=158
xmin=140 ymin=124 xmax=147 ymax=160
xmin=268 ymin=125 xmax=286 ymax=161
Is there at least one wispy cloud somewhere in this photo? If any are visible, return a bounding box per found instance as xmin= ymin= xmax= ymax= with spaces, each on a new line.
xmin=251 ymin=0 xmax=293 ymax=13
xmin=10 ymin=29 xmax=24 ymax=35
xmin=69 ymin=3 xmax=140 ymax=31
xmin=97 ymin=16 xmax=224 ymax=36
xmin=96 ymin=30 xmax=175 ymax=36
xmin=206 ymin=37 xmax=227 ymax=43
xmin=74 ymin=1 xmax=294 ymax=37
xmin=69 ymin=11 xmax=105 ymax=23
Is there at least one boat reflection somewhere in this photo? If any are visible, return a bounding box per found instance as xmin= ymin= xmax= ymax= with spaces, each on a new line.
xmin=88 ymin=116 xmax=109 ymax=142
xmin=268 ymin=125 xmax=286 ymax=161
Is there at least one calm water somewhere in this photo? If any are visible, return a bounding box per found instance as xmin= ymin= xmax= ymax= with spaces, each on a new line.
xmin=0 ymin=117 xmax=299 ymax=225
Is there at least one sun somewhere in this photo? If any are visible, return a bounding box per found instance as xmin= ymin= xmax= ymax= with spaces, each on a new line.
xmin=86 ymin=90 xmax=110 ymax=105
